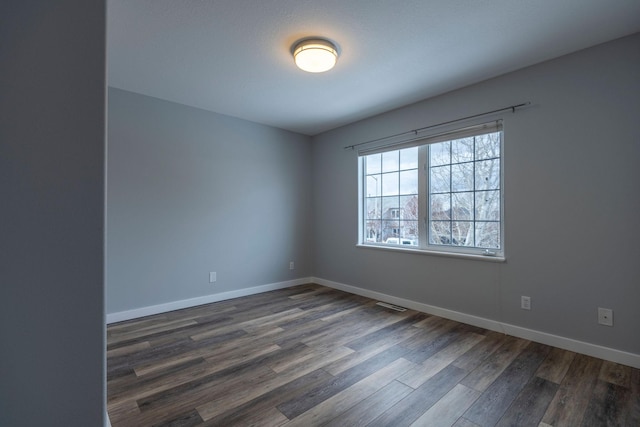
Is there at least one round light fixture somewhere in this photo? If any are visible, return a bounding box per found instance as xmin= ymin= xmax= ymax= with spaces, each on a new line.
xmin=293 ymin=38 xmax=338 ymax=73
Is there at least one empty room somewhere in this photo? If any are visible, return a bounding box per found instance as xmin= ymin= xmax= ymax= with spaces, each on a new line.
xmin=2 ymin=1 xmax=639 ymax=426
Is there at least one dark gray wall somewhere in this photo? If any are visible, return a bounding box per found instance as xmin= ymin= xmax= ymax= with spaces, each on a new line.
xmin=107 ymin=88 xmax=312 ymax=313
xmin=311 ymin=34 xmax=640 ymax=355
xmin=0 ymin=1 xmax=106 ymax=426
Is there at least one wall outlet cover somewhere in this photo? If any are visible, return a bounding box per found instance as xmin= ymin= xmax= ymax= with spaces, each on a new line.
xmin=598 ymin=307 xmax=613 ymax=326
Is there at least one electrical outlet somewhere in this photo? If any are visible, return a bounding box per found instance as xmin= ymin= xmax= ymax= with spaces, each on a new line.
xmin=289 ymin=261 xmax=294 ymax=270
xmin=209 ymin=272 xmax=216 ymax=283
xmin=598 ymin=307 xmax=613 ymax=326
xmin=521 ymin=296 xmax=531 ymax=310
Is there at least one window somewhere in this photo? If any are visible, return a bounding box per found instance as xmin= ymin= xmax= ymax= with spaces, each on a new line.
xmin=360 ymin=122 xmax=503 ymax=258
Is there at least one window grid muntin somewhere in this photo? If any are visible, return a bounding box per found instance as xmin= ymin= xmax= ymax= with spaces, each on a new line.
xmin=364 ymin=149 xmax=419 ymax=245
xmin=361 ymin=127 xmax=503 ymax=257
xmin=428 ymin=133 xmax=501 ymax=250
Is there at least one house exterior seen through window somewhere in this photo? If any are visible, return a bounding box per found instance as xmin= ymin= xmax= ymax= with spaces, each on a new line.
xmin=360 ymin=122 xmax=503 ymax=258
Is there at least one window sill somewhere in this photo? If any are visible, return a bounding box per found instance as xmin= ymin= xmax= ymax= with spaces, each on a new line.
xmin=356 ymin=243 xmax=506 ymax=262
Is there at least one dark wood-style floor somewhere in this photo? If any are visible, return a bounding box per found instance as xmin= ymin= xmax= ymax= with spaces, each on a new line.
xmin=107 ymin=284 xmax=639 ymax=426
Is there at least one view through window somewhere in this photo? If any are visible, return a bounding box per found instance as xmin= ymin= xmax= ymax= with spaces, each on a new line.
xmin=361 ymin=123 xmax=503 ymax=257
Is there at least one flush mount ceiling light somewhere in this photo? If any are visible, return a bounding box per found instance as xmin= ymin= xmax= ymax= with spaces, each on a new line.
xmin=292 ymin=38 xmax=339 ymax=73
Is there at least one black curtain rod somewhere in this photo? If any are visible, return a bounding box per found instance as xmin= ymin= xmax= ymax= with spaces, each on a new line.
xmin=344 ymin=102 xmax=531 ymax=150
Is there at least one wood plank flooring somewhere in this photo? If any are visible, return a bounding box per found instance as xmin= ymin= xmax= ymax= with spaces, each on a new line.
xmin=107 ymin=284 xmax=640 ymax=426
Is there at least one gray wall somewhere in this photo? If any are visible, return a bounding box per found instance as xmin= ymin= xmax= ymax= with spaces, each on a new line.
xmin=0 ymin=1 xmax=106 ymax=426
xmin=107 ymin=88 xmax=312 ymax=313
xmin=311 ymin=34 xmax=640 ymax=355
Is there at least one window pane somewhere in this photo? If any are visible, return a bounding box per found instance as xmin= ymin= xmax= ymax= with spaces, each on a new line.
xmin=382 ymin=196 xmax=399 ymax=218
xmin=452 ymin=137 xmax=474 ymax=163
xmin=400 ymin=220 xmax=418 ymax=243
xmin=430 ymin=165 xmax=450 ymax=193
xmin=382 ymin=151 xmax=399 ymax=173
xmin=366 ymin=174 xmax=381 ymax=197
xmin=476 ymin=221 xmax=500 ymax=248
xmin=382 ymin=172 xmax=399 ymax=196
xmin=399 ymin=169 xmax=418 ymax=195
xmin=452 ymin=192 xmax=473 ymax=220
xmin=400 ymin=195 xmax=419 ymax=220
xmin=430 ymin=221 xmax=451 ymax=245
xmin=430 ymin=141 xmax=450 ymax=166
xmin=400 ymin=147 xmax=418 ymax=170
xmin=430 ymin=193 xmax=450 ymax=220
xmin=475 ymin=159 xmax=500 ymax=190
xmin=364 ymin=220 xmax=382 ymax=243
xmin=365 ymin=153 xmax=382 ymax=174
xmin=382 ymin=220 xmax=400 ymax=242
xmin=452 ymin=221 xmax=473 ymax=246
xmin=451 ymin=162 xmax=473 ymax=192
xmin=366 ymin=198 xmax=381 ymax=219
xmin=475 ymin=191 xmax=500 ymax=220
xmin=475 ymin=133 xmax=500 ymax=160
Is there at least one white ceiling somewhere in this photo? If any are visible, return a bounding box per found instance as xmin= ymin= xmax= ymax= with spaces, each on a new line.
xmin=107 ymin=0 xmax=640 ymax=136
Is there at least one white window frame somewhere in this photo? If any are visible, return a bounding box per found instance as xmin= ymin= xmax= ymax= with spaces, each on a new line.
xmin=357 ymin=121 xmax=505 ymax=261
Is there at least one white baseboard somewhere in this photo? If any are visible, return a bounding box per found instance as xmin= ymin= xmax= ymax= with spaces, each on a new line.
xmin=105 ymin=275 xmax=639 ymax=368
xmin=312 ymin=277 xmax=640 ymax=369
xmin=106 ymin=277 xmax=312 ymax=324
